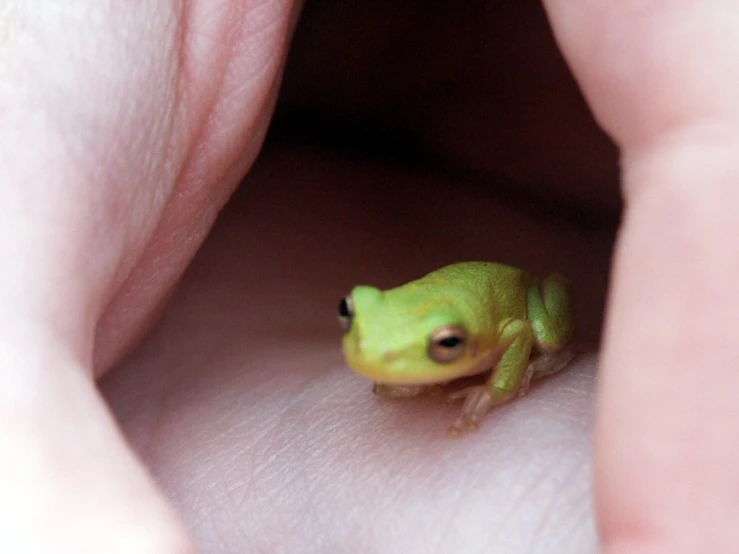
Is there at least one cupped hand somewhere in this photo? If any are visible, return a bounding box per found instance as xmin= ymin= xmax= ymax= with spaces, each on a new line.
xmin=3 ymin=1 xmax=737 ymax=553
xmin=1 ymin=1 xmax=296 ymax=551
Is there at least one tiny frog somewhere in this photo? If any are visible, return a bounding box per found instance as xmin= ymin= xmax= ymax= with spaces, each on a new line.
xmin=339 ymin=262 xmax=574 ymax=434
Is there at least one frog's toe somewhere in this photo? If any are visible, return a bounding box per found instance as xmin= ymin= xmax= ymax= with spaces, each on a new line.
xmin=519 ymin=348 xmax=577 ymax=396
xmin=446 ymin=385 xmax=495 ymax=435
xmin=447 ymin=419 xmax=479 ymax=437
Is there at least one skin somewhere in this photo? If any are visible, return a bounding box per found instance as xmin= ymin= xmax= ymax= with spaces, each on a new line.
xmin=107 ymin=154 xmax=604 ymax=552
xmin=341 ymin=262 xmax=574 ymax=433
xmin=3 ymin=1 xmax=739 ymax=552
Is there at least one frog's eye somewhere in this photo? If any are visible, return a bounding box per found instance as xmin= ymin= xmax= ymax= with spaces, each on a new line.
xmin=338 ymin=295 xmax=354 ymax=332
xmin=428 ymin=325 xmax=467 ymax=364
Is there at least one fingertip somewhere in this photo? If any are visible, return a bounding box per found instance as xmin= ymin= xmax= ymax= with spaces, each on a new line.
xmin=542 ymin=1 xmax=739 ymax=148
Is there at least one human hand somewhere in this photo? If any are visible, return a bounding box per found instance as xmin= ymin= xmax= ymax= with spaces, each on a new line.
xmin=5 ymin=1 xmax=736 ymax=553
xmin=0 ymin=1 xmax=296 ymax=551
xmin=107 ymin=2 xmax=613 ymax=552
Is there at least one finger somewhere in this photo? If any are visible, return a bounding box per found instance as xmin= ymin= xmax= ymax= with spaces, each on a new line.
xmin=92 ymin=0 xmax=303 ymax=372
xmin=0 ymin=1 xmax=301 ymax=375
xmin=0 ymin=0 xmax=299 ymax=551
xmin=543 ymin=1 xmax=739 ymax=552
xmin=0 ymin=332 xmax=195 ymax=553
xmin=0 ymin=4 xmax=199 ymax=547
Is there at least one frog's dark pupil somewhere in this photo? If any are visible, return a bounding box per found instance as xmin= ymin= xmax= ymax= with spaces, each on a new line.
xmin=339 ymin=298 xmax=351 ymax=317
xmin=438 ymin=336 xmax=462 ymax=348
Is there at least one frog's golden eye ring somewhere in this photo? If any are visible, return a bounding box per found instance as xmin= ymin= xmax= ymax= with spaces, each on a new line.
xmin=428 ymin=325 xmax=467 ymax=364
xmin=338 ymin=295 xmax=354 ymax=332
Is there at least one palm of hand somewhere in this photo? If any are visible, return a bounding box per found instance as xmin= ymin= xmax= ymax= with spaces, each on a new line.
xmin=102 ymin=4 xmax=615 ymax=551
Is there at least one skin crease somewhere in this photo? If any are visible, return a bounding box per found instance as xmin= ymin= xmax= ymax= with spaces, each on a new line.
xmin=2 ymin=1 xmax=739 ymax=554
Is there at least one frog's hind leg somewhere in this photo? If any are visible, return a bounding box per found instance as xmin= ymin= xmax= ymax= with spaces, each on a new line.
xmin=518 ymin=274 xmax=575 ymax=396
xmin=447 ymin=276 xmax=575 ymax=433
xmin=528 ymin=273 xmax=573 ymax=351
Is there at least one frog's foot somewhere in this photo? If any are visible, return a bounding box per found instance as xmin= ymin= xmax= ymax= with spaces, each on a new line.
xmin=372 ymin=383 xmax=439 ymax=398
xmin=517 ymin=348 xmax=577 ymax=397
xmin=446 ymin=385 xmax=513 ymax=436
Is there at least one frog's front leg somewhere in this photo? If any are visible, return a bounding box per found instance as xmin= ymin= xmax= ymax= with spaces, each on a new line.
xmin=447 ymin=319 xmax=533 ymax=435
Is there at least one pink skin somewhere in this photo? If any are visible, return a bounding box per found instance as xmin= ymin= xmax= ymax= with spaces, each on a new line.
xmin=2 ymin=1 xmax=737 ymax=552
xmin=543 ymin=2 xmax=739 ymax=551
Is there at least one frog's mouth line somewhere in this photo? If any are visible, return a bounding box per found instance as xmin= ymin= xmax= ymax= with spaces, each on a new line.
xmin=345 ymin=348 xmax=503 ymax=386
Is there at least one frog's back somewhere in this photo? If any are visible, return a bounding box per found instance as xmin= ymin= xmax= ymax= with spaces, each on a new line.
xmin=414 ymin=262 xmax=532 ymax=322
xmin=418 ymin=262 xmax=529 ymax=285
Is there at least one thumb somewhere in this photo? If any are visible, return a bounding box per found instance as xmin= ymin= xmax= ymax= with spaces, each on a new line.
xmin=544 ymin=2 xmax=739 ymax=552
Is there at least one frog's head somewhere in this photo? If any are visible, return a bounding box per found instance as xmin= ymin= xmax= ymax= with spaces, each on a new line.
xmin=339 ymin=284 xmax=488 ymax=385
